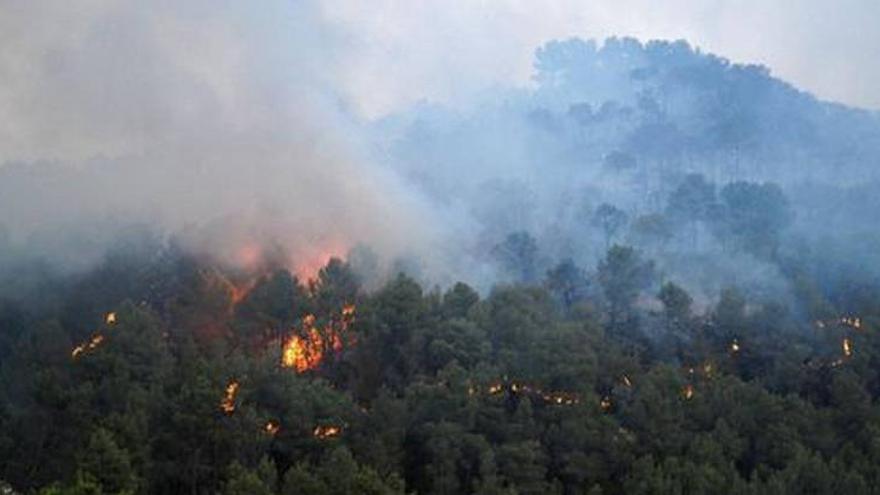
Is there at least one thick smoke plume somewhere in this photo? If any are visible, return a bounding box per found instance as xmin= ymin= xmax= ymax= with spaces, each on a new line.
xmin=3 ymin=2 xmax=880 ymax=304
xmin=0 ymin=1 xmax=432 ymax=279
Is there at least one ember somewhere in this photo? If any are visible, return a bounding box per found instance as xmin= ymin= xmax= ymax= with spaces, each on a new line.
xmin=682 ymin=384 xmax=694 ymax=400
xmin=264 ymin=420 xmax=280 ymax=436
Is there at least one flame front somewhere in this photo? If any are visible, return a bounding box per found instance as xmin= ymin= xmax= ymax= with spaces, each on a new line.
xmin=843 ymin=337 xmax=853 ymax=357
xmin=220 ymin=380 xmax=239 ymax=415
xmin=313 ymin=425 xmax=341 ymax=439
xmin=71 ymin=312 xmax=116 ymax=359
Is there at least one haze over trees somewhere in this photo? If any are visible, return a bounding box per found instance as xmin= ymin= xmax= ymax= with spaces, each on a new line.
xmin=2 ymin=35 xmax=880 ymax=494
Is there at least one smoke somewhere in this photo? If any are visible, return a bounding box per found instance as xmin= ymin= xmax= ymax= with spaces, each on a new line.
xmin=2 ymin=1 xmax=879 ymax=305
xmin=317 ymin=0 xmax=880 ymax=116
xmin=0 ymin=1 xmax=435 ymax=278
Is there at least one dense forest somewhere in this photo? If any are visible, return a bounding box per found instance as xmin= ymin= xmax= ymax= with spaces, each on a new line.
xmin=3 ymin=34 xmax=880 ymax=494
xmin=2 ymin=188 xmax=880 ymax=494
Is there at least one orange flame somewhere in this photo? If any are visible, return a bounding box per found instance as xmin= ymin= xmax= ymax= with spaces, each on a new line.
xmin=843 ymin=337 xmax=853 ymax=358
xmin=682 ymin=384 xmax=694 ymax=400
xmin=71 ymin=334 xmax=106 ymax=359
xmin=264 ymin=420 xmax=280 ymax=436
xmin=313 ymin=425 xmax=341 ymax=439
xmin=230 ymin=279 xmax=258 ymax=305
xmin=220 ymin=380 xmax=239 ymax=415
xmin=71 ymin=312 xmax=118 ymax=359
xmin=281 ymin=304 xmax=356 ymax=372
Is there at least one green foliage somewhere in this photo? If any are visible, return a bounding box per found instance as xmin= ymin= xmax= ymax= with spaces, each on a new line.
xmin=3 ymin=244 xmax=880 ymax=495
xmin=715 ymin=181 xmax=793 ymax=257
xmin=492 ymin=232 xmax=540 ymax=283
xmin=597 ymin=245 xmax=655 ymax=330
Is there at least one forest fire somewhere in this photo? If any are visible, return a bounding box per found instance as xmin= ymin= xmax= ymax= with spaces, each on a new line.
xmin=71 ymin=312 xmax=118 ymax=359
xmin=220 ymin=380 xmax=239 ymax=415
xmin=71 ymin=334 xmax=104 ymax=358
xmin=843 ymin=338 xmax=853 ymax=358
xmin=281 ymin=305 xmax=357 ymax=372
xmin=483 ymin=381 xmax=580 ymax=406
xmin=264 ymin=420 xmax=280 ymax=436
xmin=682 ymin=384 xmax=695 ymax=400
xmin=230 ymin=279 xmax=259 ymax=305
xmin=730 ymin=339 xmax=740 ymax=353
xmin=313 ymin=425 xmax=341 ymax=439
xmin=841 ymin=316 xmax=862 ymax=329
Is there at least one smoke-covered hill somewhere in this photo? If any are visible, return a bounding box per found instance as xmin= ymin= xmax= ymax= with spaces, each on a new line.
xmin=5 ymin=33 xmax=880 ymax=495
xmin=374 ymin=37 xmax=880 ymax=301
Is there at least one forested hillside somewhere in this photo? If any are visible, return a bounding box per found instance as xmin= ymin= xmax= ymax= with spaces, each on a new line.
xmin=2 ymin=229 xmax=880 ymax=494
xmin=3 ymin=36 xmax=880 ymax=495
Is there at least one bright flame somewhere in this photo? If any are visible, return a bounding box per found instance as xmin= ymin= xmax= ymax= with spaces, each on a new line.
xmin=840 ymin=316 xmax=862 ymax=329
xmin=843 ymin=337 xmax=853 ymax=358
xmin=682 ymin=384 xmax=694 ymax=400
xmin=730 ymin=339 xmax=740 ymax=353
xmin=220 ymin=380 xmax=239 ymax=415
xmin=281 ymin=304 xmax=357 ymax=372
xmin=483 ymin=380 xmax=579 ymax=405
xmin=105 ymin=312 xmax=116 ymax=325
xmin=71 ymin=334 xmax=105 ymax=359
xmin=264 ymin=420 xmax=280 ymax=436
xmin=313 ymin=425 xmax=341 ymax=439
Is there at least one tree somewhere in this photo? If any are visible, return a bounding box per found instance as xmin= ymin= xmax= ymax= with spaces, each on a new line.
xmin=312 ymin=258 xmax=361 ymax=313
xmin=545 ymin=259 xmax=589 ymax=310
xmin=222 ymin=462 xmax=273 ymax=495
xmin=629 ymin=214 xmax=673 ymax=253
xmin=665 ymin=174 xmax=716 ymax=248
xmin=658 ymin=282 xmax=693 ymax=327
xmin=714 ymin=181 xmax=793 ymax=257
xmin=75 ymin=428 xmax=138 ymax=494
xmin=442 ymin=283 xmax=480 ymax=319
xmin=597 ymin=246 xmax=655 ymax=330
xmin=491 ymin=232 xmax=540 ymax=284
xmin=592 ymin=204 xmax=629 ymax=249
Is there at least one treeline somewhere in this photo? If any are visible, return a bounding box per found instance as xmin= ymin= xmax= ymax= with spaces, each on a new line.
xmin=2 ymin=219 xmax=880 ymax=494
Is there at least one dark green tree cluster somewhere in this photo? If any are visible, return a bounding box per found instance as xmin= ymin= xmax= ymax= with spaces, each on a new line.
xmin=1 ymin=230 xmax=880 ymax=495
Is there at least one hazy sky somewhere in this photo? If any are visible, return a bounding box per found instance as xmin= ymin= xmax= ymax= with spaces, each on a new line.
xmin=318 ymin=0 xmax=880 ymax=117
xmin=1 ymin=0 xmax=878 ymax=160
xmin=0 ymin=0 xmax=877 ymax=283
